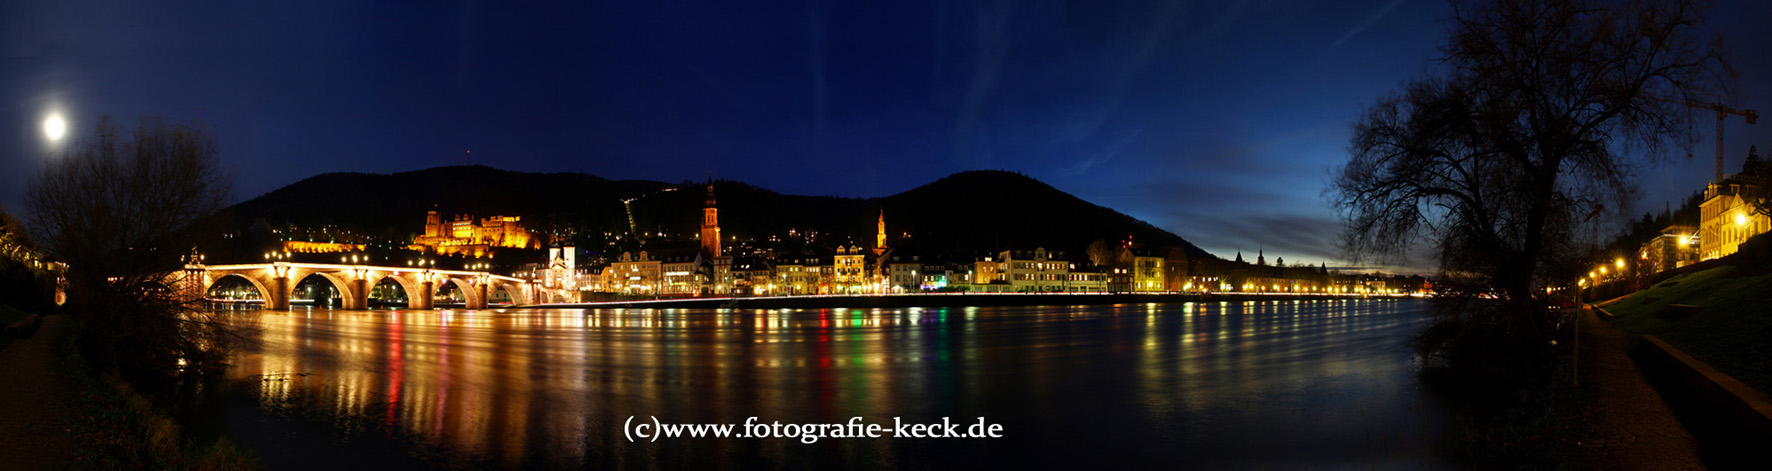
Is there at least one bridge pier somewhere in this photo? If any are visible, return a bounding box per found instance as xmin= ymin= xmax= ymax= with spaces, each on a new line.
xmin=268 ymin=276 xmax=291 ymax=310
xmin=467 ymin=282 xmax=489 ymax=309
xmin=411 ymin=280 xmax=434 ymax=310
xmin=342 ymin=278 xmax=369 ymax=310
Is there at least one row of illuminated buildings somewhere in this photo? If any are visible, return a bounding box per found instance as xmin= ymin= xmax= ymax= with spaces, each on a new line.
xmin=1635 ymin=171 xmax=1771 ymax=274
xmin=532 ymin=244 xmax=1422 ymax=298
xmin=512 ymin=183 xmax=1423 ymax=299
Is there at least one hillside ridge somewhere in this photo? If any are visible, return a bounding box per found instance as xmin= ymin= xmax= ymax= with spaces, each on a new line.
xmin=220 ymin=166 xmax=1215 ymax=260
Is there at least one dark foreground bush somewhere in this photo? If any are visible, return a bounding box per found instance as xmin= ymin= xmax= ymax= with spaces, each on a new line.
xmin=59 ymin=323 xmax=258 ymax=470
xmin=1414 ymin=295 xmax=1562 ymax=389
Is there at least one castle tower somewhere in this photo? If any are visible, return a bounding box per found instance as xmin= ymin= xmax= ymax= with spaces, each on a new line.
xmin=873 ymin=208 xmax=888 ymax=256
xmin=424 ymin=210 xmax=442 ymax=237
xmin=701 ymin=181 xmax=721 ymax=257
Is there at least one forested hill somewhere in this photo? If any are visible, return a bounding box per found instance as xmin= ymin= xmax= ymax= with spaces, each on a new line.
xmin=220 ymin=166 xmax=1215 ymax=260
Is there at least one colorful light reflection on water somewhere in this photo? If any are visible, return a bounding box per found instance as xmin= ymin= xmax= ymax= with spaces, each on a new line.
xmin=212 ymin=299 xmax=1459 ymax=469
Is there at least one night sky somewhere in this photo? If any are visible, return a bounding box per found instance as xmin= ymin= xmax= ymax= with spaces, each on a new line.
xmin=5 ymin=0 xmax=1769 ymax=273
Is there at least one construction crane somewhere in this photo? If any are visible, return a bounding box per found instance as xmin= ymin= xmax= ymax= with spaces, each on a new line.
xmin=1654 ymin=95 xmax=1757 ymax=180
xmin=1702 ymin=102 xmax=1757 ymax=180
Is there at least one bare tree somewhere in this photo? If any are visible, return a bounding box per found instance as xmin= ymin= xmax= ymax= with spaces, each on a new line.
xmin=1331 ymin=0 xmax=1725 ymax=373
xmin=26 ymin=115 xmax=235 ymax=384
xmin=0 ymin=203 xmax=54 ymax=307
xmin=0 ymin=204 xmax=34 ymax=261
xmin=1741 ymin=146 xmax=1772 ymax=218
xmin=1085 ymin=239 xmax=1114 ymax=267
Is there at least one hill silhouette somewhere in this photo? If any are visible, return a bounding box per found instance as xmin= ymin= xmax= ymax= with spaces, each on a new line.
xmin=220 ymin=166 xmax=1215 ymax=261
xmin=222 ymin=166 xmax=666 ymax=237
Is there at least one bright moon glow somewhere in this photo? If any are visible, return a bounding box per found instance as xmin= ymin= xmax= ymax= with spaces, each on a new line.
xmin=43 ymin=114 xmax=67 ymax=141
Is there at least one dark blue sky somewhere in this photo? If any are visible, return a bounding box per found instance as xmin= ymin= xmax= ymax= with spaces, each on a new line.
xmin=5 ymin=0 xmax=1769 ymax=273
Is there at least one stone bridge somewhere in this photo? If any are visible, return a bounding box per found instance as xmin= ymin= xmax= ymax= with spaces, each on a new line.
xmin=175 ymin=262 xmax=570 ymax=310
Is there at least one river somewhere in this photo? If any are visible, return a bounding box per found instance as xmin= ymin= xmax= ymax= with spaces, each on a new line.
xmin=185 ymin=298 xmax=1461 ymax=470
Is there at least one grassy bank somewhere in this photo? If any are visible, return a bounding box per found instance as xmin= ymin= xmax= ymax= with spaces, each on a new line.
xmin=1597 ymin=265 xmax=1772 ymax=394
xmin=54 ymin=319 xmax=260 ymax=470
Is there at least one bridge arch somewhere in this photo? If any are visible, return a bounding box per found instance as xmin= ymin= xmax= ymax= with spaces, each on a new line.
xmin=207 ymin=273 xmax=271 ymax=301
xmin=442 ymin=276 xmax=485 ymax=309
xmin=368 ymin=273 xmax=419 ymax=307
xmin=488 ymin=278 xmax=531 ymax=305
xmin=291 ymin=271 xmax=357 ymax=308
xmin=189 ymin=264 xmax=566 ymax=310
xmin=488 ymin=284 xmax=514 ymax=305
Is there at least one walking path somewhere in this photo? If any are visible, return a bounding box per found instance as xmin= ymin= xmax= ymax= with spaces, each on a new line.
xmin=0 ymin=315 xmax=77 ymax=470
xmin=1564 ymin=308 xmax=1706 ymax=470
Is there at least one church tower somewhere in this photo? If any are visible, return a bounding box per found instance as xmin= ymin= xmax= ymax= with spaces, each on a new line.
xmin=701 ymin=181 xmax=721 ymax=257
xmin=873 ymin=208 xmax=888 ymax=256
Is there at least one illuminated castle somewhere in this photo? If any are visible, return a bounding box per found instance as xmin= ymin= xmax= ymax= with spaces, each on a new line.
xmin=409 ymin=210 xmax=538 ymax=257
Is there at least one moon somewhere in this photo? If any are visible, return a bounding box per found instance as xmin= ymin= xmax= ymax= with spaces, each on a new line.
xmin=43 ymin=114 xmax=67 ymax=141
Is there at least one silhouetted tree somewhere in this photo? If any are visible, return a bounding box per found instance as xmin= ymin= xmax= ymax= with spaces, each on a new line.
xmin=0 ymin=204 xmax=34 ymax=262
xmin=1331 ymin=0 xmax=1725 ymax=380
xmin=0 ymin=204 xmax=53 ymax=308
xmin=1742 ymin=145 xmax=1772 ymax=218
xmin=26 ymin=115 xmax=237 ymax=386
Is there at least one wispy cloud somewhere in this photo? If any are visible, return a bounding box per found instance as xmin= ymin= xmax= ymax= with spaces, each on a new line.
xmin=950 ymin=1 xmax=1016 ymax=167
xmin=1064 ymin=129 xmax=1142 ymax=176
xmin=1328 ymin=0 xmax=1408 ymax=50
xmin=1068 ymin=2 xmax=1184 ymax=140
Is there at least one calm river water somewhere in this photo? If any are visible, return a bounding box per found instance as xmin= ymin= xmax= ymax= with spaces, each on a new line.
xmin=189 ymin=299 xmax=1461 ymax=470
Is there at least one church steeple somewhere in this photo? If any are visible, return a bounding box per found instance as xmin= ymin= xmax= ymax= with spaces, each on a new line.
xmin=1257 ymin=249 xmax=1266 ymax=266
xmin=701 ymin=179 xmax=721 ymax=257
xmin=873 ymin=208 xmax=888 ymax=256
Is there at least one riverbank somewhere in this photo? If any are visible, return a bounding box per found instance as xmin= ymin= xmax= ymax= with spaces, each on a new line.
xmin=533 ymin=291 xmax=1416 ymax=310
xmin=1427 ymin=305 xmax=1709 ymax=470
xmin=0 ymin=305 xmax=258 ymax=470
xmin=1591 ymin=264 xmax=1772 ymax=469
xmin=1597 ymin=265 xmax=1772 ymax=394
